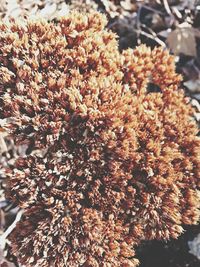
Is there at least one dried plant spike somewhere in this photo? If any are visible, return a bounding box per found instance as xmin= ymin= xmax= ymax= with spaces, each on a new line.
xmin=0 ymin=11 xmax=199 ymax=267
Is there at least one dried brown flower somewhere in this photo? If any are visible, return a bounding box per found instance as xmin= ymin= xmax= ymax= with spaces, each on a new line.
xmin=0 ymin=11 xmax=199 ymax=267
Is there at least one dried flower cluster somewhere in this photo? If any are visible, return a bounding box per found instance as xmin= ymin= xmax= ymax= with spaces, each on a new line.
xmin=0 ymin=11 xmax=200 ymax=267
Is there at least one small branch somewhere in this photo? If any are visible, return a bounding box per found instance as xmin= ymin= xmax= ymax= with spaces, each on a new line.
xmin=163 ymin=0 xmax=172 ymax=15
xmin=0 ymin=209 xmax=23 ymax=250
xmin=142 ymin=5 xmax=164 ymax=15
xmin=133 ymin=28 xmax=166 ymax=47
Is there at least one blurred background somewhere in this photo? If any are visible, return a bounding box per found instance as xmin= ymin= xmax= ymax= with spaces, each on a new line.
xmin=0 ymin=1 xmax=200 ymax=266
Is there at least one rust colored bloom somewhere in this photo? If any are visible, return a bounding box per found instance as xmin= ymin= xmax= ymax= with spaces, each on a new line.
xmin=0 ymin=11 xmax=199 ymax=267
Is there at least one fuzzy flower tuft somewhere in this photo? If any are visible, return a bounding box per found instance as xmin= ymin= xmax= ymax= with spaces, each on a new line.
xmin=0 ymin=11 xmax=200 ymax=267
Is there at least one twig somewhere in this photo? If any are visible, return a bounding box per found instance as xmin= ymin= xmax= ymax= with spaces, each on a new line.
xmin=0 ymin=209 xmax=23 ymax=250
xmin=142 ymin=5 xmax=164 ymax=15
xmin=136 ymin=3 xmax=142 ymax=44
xmin=163 ymin=0 xmax=172 ymax=15
xmin=133 ymin=27 xmax=166 ymax=47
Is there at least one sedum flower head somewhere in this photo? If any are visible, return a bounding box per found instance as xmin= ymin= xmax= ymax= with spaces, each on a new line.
xmin=0 ymin=11 xmax=199 ymax=267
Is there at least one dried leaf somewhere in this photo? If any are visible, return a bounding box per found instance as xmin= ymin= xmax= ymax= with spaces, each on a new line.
xmin=0 ymin=136 xmax=8 ymax=154
xmin=188 ymin=233 xmax=200 ymax=260
xmin=184 ymin=79 xmax=200 ymax=93
xmin=39 ymin=3 xmax=57 ymax=19
xmin=167 ymin=23 xmax=197 ymax=57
